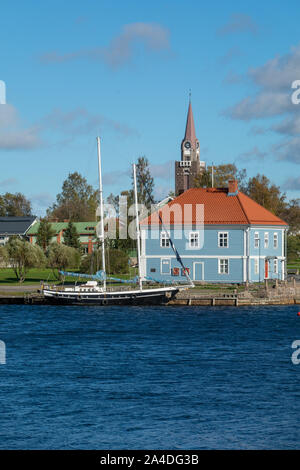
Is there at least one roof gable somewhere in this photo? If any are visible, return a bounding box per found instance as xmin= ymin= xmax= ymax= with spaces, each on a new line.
xmin=141 ymin=188 xmax=287 ymax=226
xmin=0 ymin=216 xmax=37 ymax=235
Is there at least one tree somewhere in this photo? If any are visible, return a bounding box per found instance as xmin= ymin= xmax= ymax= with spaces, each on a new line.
xmin=287 ymin=235 xmax=300 ymax=263
xmin=0 ymin=245 xmax=8 ymax=267
xmin=6 ymin=237 xmax=46 ymax=282
xmin=63 ymin=221 xmax=81 ymax=250
xmin=80 ymin=248 xmax=129 ymax=275
xmin=244 ymin=174 xmax=286 ymax=215
xmin=278 ymin=199 xmax=300 ymax=234
xmin=47 ymin=242 xmax=81 ymax=280
xmin=131 ymin=156 xmax=155 ymax=209
xmin=36 ymin=218 xmax=55 ymax=251
xmin=194 ymin=164 xmax=247 ymax=190
xmin=0 ymin=192 xmax=32 ymax=216
xmin=47 ymin=172 xmax=98 ymax=221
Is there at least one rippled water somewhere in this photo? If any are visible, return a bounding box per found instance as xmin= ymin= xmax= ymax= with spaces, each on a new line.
xmin=0 ymin=304 xmax=299 ymax=449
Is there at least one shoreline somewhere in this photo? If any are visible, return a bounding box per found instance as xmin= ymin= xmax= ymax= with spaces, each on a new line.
xmin=0 ymin=293 xmax=299 ymax=306
xmin=1 ymin=280 xmax=299 ymax=306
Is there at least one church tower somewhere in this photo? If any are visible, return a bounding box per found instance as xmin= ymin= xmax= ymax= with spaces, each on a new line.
xmin=175 ymin=99 xmax=205 ymax=196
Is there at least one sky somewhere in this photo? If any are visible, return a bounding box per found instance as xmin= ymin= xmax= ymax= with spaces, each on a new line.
xmin=0 ymin=0 xmax=300 ymax=215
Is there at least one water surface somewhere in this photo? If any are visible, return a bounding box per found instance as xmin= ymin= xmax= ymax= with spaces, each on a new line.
xmin=0 ymin=304 xmax=299 ymax=449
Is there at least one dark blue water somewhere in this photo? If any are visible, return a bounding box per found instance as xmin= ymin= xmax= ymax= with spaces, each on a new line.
xmin=0 ymin=305 xmax=299 ymax=449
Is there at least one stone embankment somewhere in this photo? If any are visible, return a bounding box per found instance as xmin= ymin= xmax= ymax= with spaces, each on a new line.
xmin=169 ymin=279 xmax=300 ymax=306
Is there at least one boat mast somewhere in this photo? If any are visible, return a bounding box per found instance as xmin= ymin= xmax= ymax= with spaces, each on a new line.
xmin=133 ymin=163 xmax=143 ymax=290
xmin=97 ymin=137 xmax=106 ymax=291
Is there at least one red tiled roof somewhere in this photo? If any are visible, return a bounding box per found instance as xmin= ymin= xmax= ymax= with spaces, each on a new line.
xmin=141 ymin=188 xmax=288 ymax=226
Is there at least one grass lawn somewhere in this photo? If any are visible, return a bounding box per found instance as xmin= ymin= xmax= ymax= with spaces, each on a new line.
xmin=0 ymin=268 xmax=79 ymax=285
xmin=287 ymin=261 xmax=300 ymax=270
xmin=0 ymin=267 xmax=138 ymax=285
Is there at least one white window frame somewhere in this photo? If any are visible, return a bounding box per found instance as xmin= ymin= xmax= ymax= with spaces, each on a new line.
xmin=218 ymin=258 xmax=229 ymax=275
xmin=274 ymin=259 xmax=278 ymax=274
xmin=218 ymin=232 xmax=229 ymax=248
xmin=189 ymin=231 xmax=199 ymax=249
xmin=273 ymin=232 xmax=278 ymax=249
xmin=254 ymin=258 xmax=259 ymax=275
xmin=264 ymin=232 xmax=269 ymax=249
xmin=254 ymin=232 xmax=259 ymax=249
xmin=160 ymin=231 xmax=170 ymax=248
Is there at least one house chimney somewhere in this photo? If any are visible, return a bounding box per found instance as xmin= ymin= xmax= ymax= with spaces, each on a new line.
xmin=228 ymin=179 xmax=238 ymax=195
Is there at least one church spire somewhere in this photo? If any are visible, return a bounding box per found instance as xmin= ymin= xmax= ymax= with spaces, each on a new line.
xmin=175 ymin=97 xmax=205 ymax=196
xmin=184 ymin=100 xmax=197 ymax=144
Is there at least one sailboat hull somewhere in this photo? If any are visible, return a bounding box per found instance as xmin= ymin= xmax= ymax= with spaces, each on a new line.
xmin=42 ymin=286 xmax=180 ymax=306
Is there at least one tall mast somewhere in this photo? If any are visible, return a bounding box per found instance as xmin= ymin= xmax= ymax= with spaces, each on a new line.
xmin=97 ymin=137 xmax=106 ymax=291
xmin=133 ymin=163 xmax=143 ymax=290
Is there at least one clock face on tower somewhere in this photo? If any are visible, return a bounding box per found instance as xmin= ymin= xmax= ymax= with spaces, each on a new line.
xmin=184 ymin=141 xmax=191 ymax=149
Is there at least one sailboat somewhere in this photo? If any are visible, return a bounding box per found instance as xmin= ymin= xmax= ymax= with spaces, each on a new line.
xmin=41 ymin=137 xmax=193 ymax=305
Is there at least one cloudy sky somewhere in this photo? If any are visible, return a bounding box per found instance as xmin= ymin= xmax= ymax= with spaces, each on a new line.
xmin=0 ymin=0 xmax=300 ymax=215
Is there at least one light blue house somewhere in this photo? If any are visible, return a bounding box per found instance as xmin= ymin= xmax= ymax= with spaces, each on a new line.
xmin=140 ymin=181 xmax=288 ymax=283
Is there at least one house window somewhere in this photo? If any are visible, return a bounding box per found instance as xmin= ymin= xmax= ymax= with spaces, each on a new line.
xmin=264 ymin=232 xmax=269 ymax=249
xmin=274 ymin=259 xmax=278 ymax=274
xmin=218 ymin=232 xmax=228 ymax=248
xmin=254 ymin=258 xmax=259 ymax=275
xmin=189 ymin=232 xmax=199 ymax=249
xmin=254 ymin=232 xmax=259 ymax=248
xmin=273 ymin=233 xmax=278 ymax=249
xmin=160 ymin=231 xmax=170 ymax=248
xmin=219 ymin=259 xmax=229 ymax=274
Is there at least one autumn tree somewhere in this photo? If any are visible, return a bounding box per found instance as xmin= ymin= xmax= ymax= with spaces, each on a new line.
xmin=244 ymin=174 xmax=286 ymax=215
xmin=47 ymin=172 xmax=98 ymax=222
xmin=36 ymin=218 xmax=55 ymax=251
xmin=194 ymin=164 xmax=247 ymax=190
xmin=278 ymin=199 xmax=300 ymax=234
xmin=0 ymin=192 xmax=32 ymax=216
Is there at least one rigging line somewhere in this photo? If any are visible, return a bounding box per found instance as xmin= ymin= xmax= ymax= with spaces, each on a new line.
xmin=143 ymin=186 xmax=194 ymax=286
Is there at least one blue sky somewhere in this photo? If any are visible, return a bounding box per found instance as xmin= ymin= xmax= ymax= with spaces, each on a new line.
xmin=0 ymin=0 xmax=300 ymax=215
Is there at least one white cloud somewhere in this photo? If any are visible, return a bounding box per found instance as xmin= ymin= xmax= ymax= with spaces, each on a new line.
xmin=224 ymin=92 xmax=292 ymax=120
xmin=217 ymin=13 xmax=258 ymax=36
xmin=272 ymin=138 xmax=300 ymax=164
xmin=249 ymin=45 xmax=300 ymax=90
xmin=150 ymin=160 xmax=173 ymax=180
xmin=0 ymin=104 xmax=40 ymax=150
xmin=42 ymin=107 xmax=139 ymax=140
xmin=103 ymin=169 xmax=130 ymax=186
xmin=282 ymin=176 xmax=300 ymax=190
xmin=39 ymin=22 xmax=170 ymax=69
xmin=223 ymin=43 xmax=300 ymax=164
xmin=271 ymin=115 xmax=300 ymax=136
xmin=238 ymin=146 xmax=267 ymax=161
xmin=0 ymin=177 xmax=18 ymax=187
xmin=30 ymin=192 xmax=54 ymax=208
